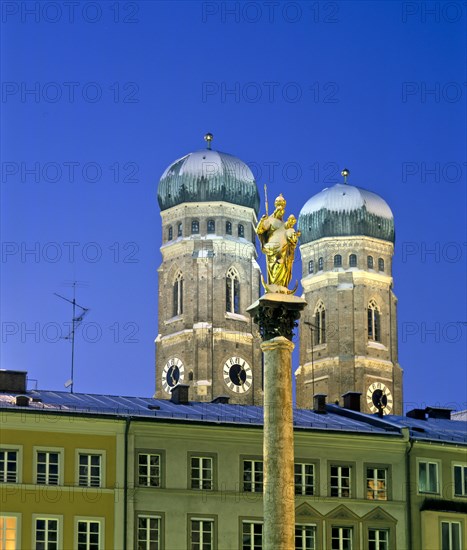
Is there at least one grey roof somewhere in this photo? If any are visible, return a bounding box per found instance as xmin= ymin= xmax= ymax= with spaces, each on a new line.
xmin=298 ymin=184 xmax=395 ymax=244
xmin=157 ymin=148 xmax=260 ymax=213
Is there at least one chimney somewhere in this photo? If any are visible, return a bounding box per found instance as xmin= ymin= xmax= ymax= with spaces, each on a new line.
xmin=0 ymin=370 xmax=27 ymax=393
xmin=426 ymin=407 xmax=452 ymax=420
xmin=170 ymin=384 xmax=190 ymax=405
xmin=342 ymin=391 xmax=362 ymax=412
xmin=313 ymin=394 xmax=327 ymax=414
xmin=211 ymin=395 xmax=230 ymax=404
xmin=406 ymin=408 xmax=426 ymax=420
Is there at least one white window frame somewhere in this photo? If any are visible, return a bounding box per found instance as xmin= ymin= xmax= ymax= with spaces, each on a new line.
xmin=243 ymin=459 xmax=263 ymax=493
xmin=331 ymin=526 xmax=353 ymax=550
xmin=32 ymin=514 xmax=63 ymax=549
xmin=137 ymin=452 xmax=161 ymax=487
xmin=366 ymin=467 xmax=388 ymax=500
xmin=190 ymin=517 xmax=214 ymax=550
xmin=441 ymin=520 xmax=462 ymax=550
xmin=74 ymin=517 xmax=104 ymax=550
xmin=0 ymin=445 xmax=22 ymax=483
xmin=368 ymin=527 xmax=389 ymax=550
xmin=453 ymin=463 xmax=467 ymax=498
xmin=242 ymin=520 xmax=263 ymax=550
xmin=417 ymin=458 xmax=440 ymax=494
xmin=330 ymin=465 xmax=351 ymax=498
xmin=0 ymin=513 xmax=21 ymax=550
xmin=294 ymin=462 xmax=315 ymax=496
xmin=190 ymin=456 xmax=213 ymax=491
xmin=34 ymin=447 xmax=64 ymax=486
xmin=295 ymin=523 xmax=316 ymax=550
xmin=75 ymin=449 xmax=105 ymax=488
xmin=136 ymin=514 xmax=161 ymax=550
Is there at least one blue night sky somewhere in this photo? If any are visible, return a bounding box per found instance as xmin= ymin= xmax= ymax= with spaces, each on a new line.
xmin=1 ymin=1 xmax=466 ymax=412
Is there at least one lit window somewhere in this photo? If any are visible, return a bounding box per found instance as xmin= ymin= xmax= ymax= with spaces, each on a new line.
xmin=137 ymin=515 xmax=160 ymax=549
xmin=138 ymin=453 xmax=161 ymax=487
xmin=441 ymin=521 xmax=461 ymax=550
xmin=226 ymin=267 xmax=240 ymax=314
xmin=0 ymin=450 xmax=18 ymax=483
xmin=334 ymin=254 xmax=342 ymax=268
xmin=190 ymin=518 xmax=214 ymax=550
xmin=35 ymin=517 xmax=59 ymax=550
xmin=454 ymin=464 xmax=467 ymax=497
xmin=318 ymin=257 xmax=323 ymax=271
xmin=167 ymin=226 xmax=173 ymax=241
xmin=349 ymin=254 xmax=357 ymax=268
xmin=0 ymin=516 xmax=18 ymax=549
xmin=238 ymin=224 xmax=245 ymax=238
xmin=368 ymin=300 xmax=381 ymax=342
xmin=191 ymin=456 xmax=213 ymax=490
xmin=173 ymin=271 xmax=183 ymax=317
xmin=295 ymin=524 xmax=316 ymax=550
xmin=308 ymin=260 xmax=314 ymax=274
xmin=207 ymin=220 xmax=215 ymax=234
xmin=295 ymin=463 xmax=315 ymax=496
xmin=77 ymin=520 xmax=101 ymax=550
xmin=378 ymin=258 xmax=384 ymax=272
xmin=177 ymin=223 xmax=183 ymax=237
xmin=226 ymin=221 xmax=232 ymax=235
xmin=418 ymin=460 xmax=439 ymax=494
xmin=242 ymin=521 xmax=263 ymax=550
xmin=331 ymin=527 xmax=352 ymax=550
xmin=368 ymin=528 xmax=388 ymax=550
xmin=78 ymin=454 xmax=102 ymax=488
xmin=314 ymin=302 xmax=326 ymax=345
xmin=191 ymin=220 xmax=199 ymax=234
xmin=243 ymin=460 xmax=263 ymax=493
xmin=330 ymin=465 xmax=351 ymax=498
xmin=37 ymin=451 xmax=60 ymax=485
xmin=367 ymin=255 xmax=374 ymax=269
xmin=366 ymin=467 xmax=388 ymax=500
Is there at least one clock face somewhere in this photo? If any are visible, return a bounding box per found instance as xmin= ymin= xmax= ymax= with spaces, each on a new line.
xmin=223 ymin=357 xmax=252 ymax=394
xmin=366 ymin=382 xmax=393 ymax=414
xmin=162 ymin=357 xmax=185 ymax=393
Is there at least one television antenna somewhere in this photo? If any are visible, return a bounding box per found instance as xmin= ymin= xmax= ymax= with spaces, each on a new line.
xmin=54 ymin=281 xmax=90 ymax=393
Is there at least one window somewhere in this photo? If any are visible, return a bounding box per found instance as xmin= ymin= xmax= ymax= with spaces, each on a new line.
xmin=334 ymin=254 xmax=342 ymax=268
xmin=349 ymin=254 xmax=357 ymax=268
xmin=190 ymin=518 xmax=214 ymax=550
xmin=454 ymin=464 xmax=467 ymax=497
xmin=418 ymin=460 xmax=439 ymax=493
xmin=137 ymin=515 xmax=160 ymax=550
xmin=238 ymin=224 xmax=245 ymax=238
xmin=243 ymin=460 xmax=263 ymax=493
xmin=138 ymin=453 xmax=160 ymax=487
xmin=441 ymin=521 xmax=461 ymax=550
xmin=366 ymin=467 xmax=388 ymax=500
xmin=177 ymin=222 xmax=183 ymax=237
xmin=226 ymin=267 xmax=240 ymax=314
xmin=295 ymin=524 xmax=316 ymax=550
xmin=314 ymin=302 xmax=326 ymax=345
xmin=330 ymin=465 xmax=351 ymax=498
xmin=295 ymin=463 xmax=315 ymax=496
xmin=207 ymin=220 xmax=215 ymax=233
xmin=191 ymin=220 xmax=199 ymax=234
xmin=367 ymin=255 xmax=374 ymax=269
xmin=226 ymin=221 xmax=232 ymax=235
xmin=318 ymin=257 xmax=323 ymax=271
xmin=368 ymin=300 xmax=381 ymax=342
xmin=191 ymin=456 xmax=213 ymax=490
xmin=242 ymin=521 xmax=263 ymax=550
xmin=0 ymin=449 xmax=18 ymax=483
xmin=331 ymin=527 xmax=352 ymax=550
xmin=378 ymin=258 xmax=384 ymax=272
xmin=368 ymin=528 xmax=388 ymax=550
xmin=0 ymin=516 xmax=18 ymax=549
xmin=35 ymin=517 xmax=59 ymax=550
xmin=77 ymin=520 xmax=101 ymax=550
xmin=308 ymin=260 xmax=314 ymax=274
xmin=173 ymin=271 xmax=183 ymax=317
xmin=36 ymin=451 xmax=60 ymax=485
xmin=167 ymin=226 xmax=173 ymax=241
xmin=78 ymin=454 xmax=101 ymax=487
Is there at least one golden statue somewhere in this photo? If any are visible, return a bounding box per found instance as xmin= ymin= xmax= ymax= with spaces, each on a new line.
xmin=256 ymin=193 xmax=300 ymax=293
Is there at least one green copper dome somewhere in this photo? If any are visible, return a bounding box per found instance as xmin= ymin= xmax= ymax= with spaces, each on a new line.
xmin=298 ymin=183 xmax=395 ymax=244
xmin=158 ymin=148 xmax=260 ymax=213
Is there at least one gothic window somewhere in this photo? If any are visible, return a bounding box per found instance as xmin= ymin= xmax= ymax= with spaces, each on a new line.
xmin=378 ymin=258 xmax=385 ymax=272
xmin=226 ymin=221 xmax=232 ymax=235
xmin=367 ymin=255 xmax=374 ymax=269
xmin=334 ymin=254 xmax=342 ymax=268
xmin=308 ymin=260 xmax=314 ymax=274
xmin=238 ymin=224 xmax=245 ymax=238
xmin=349 ymin=254 xmax=357 ymax=267
xmin=318 ymin=257 xmax=324 ymax=271
xmin=191 ymin=220 xmax=199 ymax=234
xmin=314 ymin=301 xmax=326 ymax=345
xmin=368 ymin=299 xmax=381 ymax=342
xmin=168 ymin=226 xmax=173 ymax=241
xmin=207 ymin=220 xmax=215 ymax=234
xmin=177 ymin=222 xmax=183 ymax=237
xmin=173 ymin=271 xmax=183 ymax=317
xmin=226 ymin=267 xmax=240 ymax=313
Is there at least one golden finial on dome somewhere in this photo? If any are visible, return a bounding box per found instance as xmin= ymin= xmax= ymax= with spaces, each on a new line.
xmin=341 ymin=168 xmax=350 ymax=184
xmin=204 ymin=133 xmax=213 ymax=150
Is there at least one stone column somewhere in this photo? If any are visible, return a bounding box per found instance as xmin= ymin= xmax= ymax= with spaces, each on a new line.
xmin=247 ymin=294 xmax=306 ymax=550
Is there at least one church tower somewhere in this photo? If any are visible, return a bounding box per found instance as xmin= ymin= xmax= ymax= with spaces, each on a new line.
xmin=155 ymin=135 xmax=263 ymax=404
xmin=296 ymin=175 xmax=403 ymax=414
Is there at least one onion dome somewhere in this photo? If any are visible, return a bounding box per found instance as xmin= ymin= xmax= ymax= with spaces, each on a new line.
xmin=298 ymin=182 xmax=395 ymax=244
xmin=157 ymin=134 xmax=260 ymax=213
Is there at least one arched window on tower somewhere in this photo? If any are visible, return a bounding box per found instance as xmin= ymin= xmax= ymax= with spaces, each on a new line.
xmin=349 ymin=254 xmax=357 ymax=267
xmin=313 ymin=301 xmax=326 ymax=345
xmin=168 ymin=226 xmax=173 ymax=241
xmin=238 ymin=224 xmax=245 ymax=238
xmin=226 ymin=267 xmax=240 ymax=314
xmin=177 ymin=223 xmax=183 ymax=237
xmin=367 ymin=255 xmax=374 ymax=269
xmin=191 ymin=220 xmax=199 ymax=234
xmin=308 ymin=260 xmax=314 ymax=274
xmin=207 ymin=220 xmax=215 ymax=234
xmin=378 ymin=258 xmax=385 ymax=272
xmin=334 ymin=254 xmax=342 ymax=268
xmin=173 ymin=271 xmax=184 ymax=317
xmin=318 ymin=257 xmax=324 ymax=271
xmin=368 ymin=299 xmax=381 ymax=342
xmin=226 ymin=221 xmax=232 ymax=235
